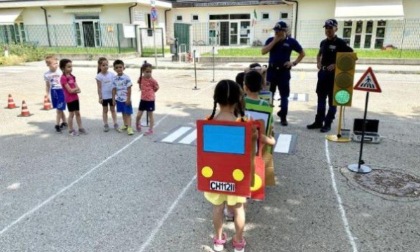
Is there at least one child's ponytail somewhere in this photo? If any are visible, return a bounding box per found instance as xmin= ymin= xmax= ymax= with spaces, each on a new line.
xmin=139 ymin=60 xmax=152 ymax=89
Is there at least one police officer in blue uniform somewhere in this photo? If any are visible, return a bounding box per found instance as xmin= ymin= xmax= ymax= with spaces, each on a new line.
xmin=262 ymin=21 xmax=305 ymax=126
xmin=307 ymin=19 xmax=354 ymax=132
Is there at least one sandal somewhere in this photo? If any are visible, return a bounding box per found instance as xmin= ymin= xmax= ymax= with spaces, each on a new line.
xmin=233 ymin=237 xmax=246 ymax=252
xmin=144 ymin=129 xmax=153 ymax=135
xmin=213 ymin=233 xmax=227 ymax=252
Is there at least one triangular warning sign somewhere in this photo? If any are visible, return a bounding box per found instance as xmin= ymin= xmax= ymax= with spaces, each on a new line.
xmin=354 ymin=67 xmax=382 ymax=93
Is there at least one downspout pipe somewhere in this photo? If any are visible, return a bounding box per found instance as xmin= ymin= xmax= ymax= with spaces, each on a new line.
xmin=283 ymin=0 xmax=298 ymax=39
xmin=41 ymin=7 xmax=52 ymax=46
xmin=165 ymin=9 xmax=171 ymax=34
xmin=165 ymin=8 xmax=172 ymax=43
xmin=128 ymin=3 xmax=137 ymax=24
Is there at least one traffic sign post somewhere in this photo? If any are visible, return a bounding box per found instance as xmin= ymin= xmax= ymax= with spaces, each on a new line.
xmin=151 ymin=7 xmax=157 ymax=22
xmin=348 ymin=67 xmax=382 ymax=174
xmin=150 ymin=6 xmax=158 ymax=67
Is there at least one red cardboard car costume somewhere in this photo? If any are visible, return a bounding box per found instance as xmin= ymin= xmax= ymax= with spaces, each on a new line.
xmin=196 ymin=119 xmax=265 ymax=199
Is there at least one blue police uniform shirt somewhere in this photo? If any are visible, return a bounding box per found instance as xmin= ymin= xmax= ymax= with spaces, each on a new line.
xmin=264 ymin=36 xmax=303 ymax=65
xmin=319 ymin=36 xmax=353 ymax=66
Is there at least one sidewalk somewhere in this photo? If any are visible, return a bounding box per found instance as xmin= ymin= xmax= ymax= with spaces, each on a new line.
xmin=24 ymin=56 xmax=420 ymax=74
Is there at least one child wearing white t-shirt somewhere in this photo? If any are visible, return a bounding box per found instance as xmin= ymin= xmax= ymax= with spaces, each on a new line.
xmin=96 ymin=57 xmax=118 ymax=132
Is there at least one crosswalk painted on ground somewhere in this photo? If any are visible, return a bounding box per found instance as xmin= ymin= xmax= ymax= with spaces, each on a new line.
xmin=273 ymin=92 xmax=308 ymax=102
xmin=157 ymin=125 xmax=297 ymax=154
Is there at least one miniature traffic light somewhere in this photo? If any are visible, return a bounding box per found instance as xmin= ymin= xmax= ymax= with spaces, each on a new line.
xmin=333 ymin=52 xmax=357 ymax=106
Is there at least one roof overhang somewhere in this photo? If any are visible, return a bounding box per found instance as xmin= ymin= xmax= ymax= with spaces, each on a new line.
xmin=0 ymin=0 xmax=171 ymax=9
xmin=172 ymin=0 xmax=285 ymax=8
xmin=335 ymin=0 xmax=404 ymax=20
xmin=0 ymin=8 xmax=22 ymax=24
xmin=63 ymin=6 xmax=102 ymax=13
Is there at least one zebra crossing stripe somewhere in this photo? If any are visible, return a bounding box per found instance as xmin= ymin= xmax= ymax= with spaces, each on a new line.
xmin=297 ymin=93 xmax=308 ymax=102
xmin=178 ymin=129 xmax=197 ymax=144
xmin=273 ymin=93 xmax=308 ymax=102
xmin=158 ymin=126 xmax=296 ymax=154
xmin=274 ymin=134 xmax=292 ymax=153
xmin=161 ymin=126 xmax=191 ymax=143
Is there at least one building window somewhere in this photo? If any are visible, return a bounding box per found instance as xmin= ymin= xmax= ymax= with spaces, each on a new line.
xmin=354 ymin=21 xmax=363 ymax=48
xmin=375 ymin=20 xmax=386 ymax=49
xmin=230 ymin=14 xmax=251 ymax=20
xmin=343 ymin=21 xmax=352 ymax=45
xmin=176 ymin=15 xmax=182 ymax=21
xmin=262 ymin=13 xmax=269 ymax=20
xmin=192 ymin=14 xmax=199 ymax=21
xmin=209 ymin=14 xmax=229 ymax=20
xmin=280 ymin=12 xmax=288 ymax=19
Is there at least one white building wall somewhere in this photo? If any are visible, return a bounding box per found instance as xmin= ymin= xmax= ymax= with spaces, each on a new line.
xmin=17 ymin=4 xmax=169 ymax=48
xmin=166 ymin=4 xmax=293 ymax=47
xmin=296 ymin=0 xmax=335 ymax=49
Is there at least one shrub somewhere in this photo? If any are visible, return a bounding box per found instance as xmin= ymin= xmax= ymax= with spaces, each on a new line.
xmin=0 ymin=55 xmax=25 ymax=66
xmin=1 ymin=42 xmax=46 ymax=62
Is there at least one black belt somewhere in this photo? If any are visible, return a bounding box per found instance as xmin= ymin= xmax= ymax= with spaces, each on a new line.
xmin=269 ymin=63 xmax=290 ymax=71
xmin=321 ymin=66 xmax=329 ymax=71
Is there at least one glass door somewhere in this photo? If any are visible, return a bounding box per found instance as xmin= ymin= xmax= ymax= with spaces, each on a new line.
xmin=239 ymin=21 xmax=250 ymax=45
xmin=75 ymin=19 xmax=101 ymax=47
xmin=230 ymin=22 xmax=238 ymax=45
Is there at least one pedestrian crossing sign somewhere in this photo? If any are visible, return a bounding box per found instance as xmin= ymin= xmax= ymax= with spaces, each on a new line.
xmin=354 ymin=67 xmax=382 ymax=93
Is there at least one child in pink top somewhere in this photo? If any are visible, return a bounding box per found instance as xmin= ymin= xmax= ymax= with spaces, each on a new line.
xmin=135 ymin=62 xmax=159 ymax=135
xmin=59 ymin=59 xmax=86 ymax=136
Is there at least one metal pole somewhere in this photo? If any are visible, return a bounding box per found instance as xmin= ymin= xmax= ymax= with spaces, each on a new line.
xmin=193 ymin=49 xmax=199 ymax=90
xmin=348 ymin=91 xmax=372 ymax=173
xmin=337 ymin=105 xmax=343 ymax=138
xmin=357 ymin=92 xmax=369 ymax=169
xmin=212 ymin=46 xmax=216 ymax=82
xmin=153 ymin=22 xmax=157 ymax=67
xmin=117 ymin=24 xmax=121 ymax=54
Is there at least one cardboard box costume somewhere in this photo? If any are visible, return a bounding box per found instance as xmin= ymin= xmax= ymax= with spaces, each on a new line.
xmin=196 ymin=119 xmax=264 ymax=199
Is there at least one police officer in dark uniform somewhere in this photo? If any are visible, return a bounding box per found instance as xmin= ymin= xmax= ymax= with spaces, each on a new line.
xmin=262 ymin=21 xmax=305 ymax=126
xmin=307 ymin=19 xmax=353 ymax=132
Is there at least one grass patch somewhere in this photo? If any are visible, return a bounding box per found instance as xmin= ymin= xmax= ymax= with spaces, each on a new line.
xmin=141 ymin=47 xmax=170 ymax=57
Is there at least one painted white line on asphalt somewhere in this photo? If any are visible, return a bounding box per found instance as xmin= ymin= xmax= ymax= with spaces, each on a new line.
xmin=179 ymin=129 xmax=197 ymax=144
xmin=325 ymin=139 xmax=358 ymax=252
xmin=138 ymin=175 xmax=197 ymax=252
xmin=0 ymin=114 xmax=169 ymax=236
xmin=161 ymin=126 xmax=191 ymax=143
xmin=274 ymin=134 xmax=292 ymax=153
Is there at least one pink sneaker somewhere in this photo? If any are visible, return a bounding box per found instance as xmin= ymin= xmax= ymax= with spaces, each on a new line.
xmin=233 ymin=237 xmax=246 ymax=252
xmin=213 ymin=233 xmax=227 ymax=252
xmin=144 ymin=129 xmax=153 ymax=135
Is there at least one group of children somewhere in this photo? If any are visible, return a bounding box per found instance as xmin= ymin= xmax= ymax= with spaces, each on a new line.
xmin=204 ymin=64 xmax=275 ymax=252
xmin=44 ymin=56 xmax=159 ymax=136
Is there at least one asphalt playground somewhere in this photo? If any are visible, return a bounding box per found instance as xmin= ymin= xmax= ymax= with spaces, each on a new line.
xmin=0 ymin=59 xmax=419 ymax=252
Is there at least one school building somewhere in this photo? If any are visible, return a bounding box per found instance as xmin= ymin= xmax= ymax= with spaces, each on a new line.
xmin=0 ymin=0 xmax=419 ymax=55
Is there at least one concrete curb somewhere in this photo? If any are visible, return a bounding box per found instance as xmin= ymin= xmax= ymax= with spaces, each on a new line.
xmin=70 ymin=63 xmax=420 ymax=75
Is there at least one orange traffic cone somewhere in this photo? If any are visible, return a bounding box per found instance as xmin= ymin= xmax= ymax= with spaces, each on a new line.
xmin=5 ymin=94 xmax=19 ymax=109
xmin=17 ymin=100 xmax=33 ymax=117
xmin=41 ymin=95 xmax=52 ymax=110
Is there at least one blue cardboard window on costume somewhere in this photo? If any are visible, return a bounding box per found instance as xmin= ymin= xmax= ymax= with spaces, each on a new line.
xmin=203 ymin=125 xmax=245 ymax=155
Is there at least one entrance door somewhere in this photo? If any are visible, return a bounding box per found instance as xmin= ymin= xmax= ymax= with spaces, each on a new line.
xmin=74 ymin=20 xmax=100 ymax=47
xmin=220 ymin=21 xmax=229 ymax=46
xmin=82 ymin=21 xmax=95 ymax=47
xmin=230 ymin=22 xmax=238 ymax=45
